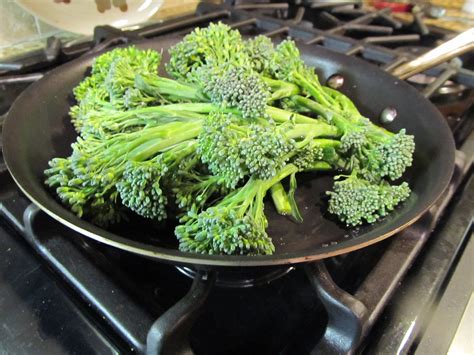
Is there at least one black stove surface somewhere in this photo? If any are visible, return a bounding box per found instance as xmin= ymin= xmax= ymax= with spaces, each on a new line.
xmin=0 ymin=2 xmax=472 ymax=354
xmin=0 ymin=221 xmax=121 ymax=354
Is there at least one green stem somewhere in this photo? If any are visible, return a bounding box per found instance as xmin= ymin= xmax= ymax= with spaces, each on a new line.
xmin=270 ymin=182 xmax=292 ymax=216
xmin=293 ymin=95 xmax=395 ymax=142
xmin=266 ymin=106 xmax=319 ymax=124
xmin=128 ymin=121 xmax=202 ymax=161
xmin=292 ymin=71 xmax=334 ymax=107
xmin=285 ymin=123 xmax=340 ymax=140
xmin=302 ymin=161 xmax=333 ymax=172
xmin=287 ymin=172 xmax=303 ymax=223
xmin=291 ymin=95 xmax=337 ymax=122
xmin=311 ymin=138 xmax=341 ymax=148
xmin=263 ymin=77 xmax=301 ymax=101
xmin=135 ymin=74 xmax=208 ymax=102
xmin=322 ymin=87 xmax=359 ymax=115
xmin=116 ymin=103 xmax=216 ymax=115
xmin=262 ymin=164 xmax=299 ymax=192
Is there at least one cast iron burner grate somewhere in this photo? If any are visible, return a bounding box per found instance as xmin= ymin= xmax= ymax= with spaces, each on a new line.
xmin=1 ymin=1 xmax=473 ymax=93
xmin=0 ymin=2 xmax=473 ymax=354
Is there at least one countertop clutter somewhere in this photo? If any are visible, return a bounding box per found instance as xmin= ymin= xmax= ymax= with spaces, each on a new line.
xmin=387 ymin=0 xmax=474 ymax=32
xmin=1 ymin=0 xmax=472 ymax=60
xmin=0 ymin=0 xmax=210 ymax=59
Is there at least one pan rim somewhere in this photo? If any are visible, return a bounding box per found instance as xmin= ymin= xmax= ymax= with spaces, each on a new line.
xmin=2 ymin=40 xmax=456 ymax=267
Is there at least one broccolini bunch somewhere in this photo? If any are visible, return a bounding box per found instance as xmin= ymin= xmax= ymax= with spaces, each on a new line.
xmin=45 ymin=22 xmax=416 ymax=256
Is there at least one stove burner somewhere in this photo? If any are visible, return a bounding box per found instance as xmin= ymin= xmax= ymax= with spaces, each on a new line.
xmin=408 ymin=73 xmax=469 ymax=98
xmin=176 ymin=266 xmax=295 ymax=288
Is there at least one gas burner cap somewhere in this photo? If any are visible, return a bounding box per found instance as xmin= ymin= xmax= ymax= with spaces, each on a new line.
xmin=407 ymin=73 xmax=468 ymax=97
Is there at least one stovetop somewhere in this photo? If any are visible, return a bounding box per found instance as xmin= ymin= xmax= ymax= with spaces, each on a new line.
xmin=0 ymin=2 xmax=472 ymax=354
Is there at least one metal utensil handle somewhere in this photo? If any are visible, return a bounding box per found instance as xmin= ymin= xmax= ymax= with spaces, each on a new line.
xmin=391 ymin=28 xmax=474 ymax=80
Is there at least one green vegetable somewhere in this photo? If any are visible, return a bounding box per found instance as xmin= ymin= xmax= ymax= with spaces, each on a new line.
xmin=203 ymin=67 xmax=270 ymax=119
xmin=45 ymin=121 xmax=202 ymax=225
xmin=327 ymin=172 xmax=411 ymax=226
xmin=45 ymin=22 xmax=416 ymax=256
xmin=198 ymin=111 xmax=295 ymax=188
xmin=176 ymin=164 xmax=299 ymax=255
xmin=293 ymin=95 xmax=415 ymax=181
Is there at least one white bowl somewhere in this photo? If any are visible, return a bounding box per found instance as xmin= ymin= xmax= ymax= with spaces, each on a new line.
xmin=16 ymin=0 xmax=164 ymax=35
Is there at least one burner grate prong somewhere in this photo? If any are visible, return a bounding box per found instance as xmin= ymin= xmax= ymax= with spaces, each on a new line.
xmin=422 ymin=59 xmax=463 ymax=98
xmin=234 ymin=3 xmax=289 ymax=11
xmin=345 ymin=24 xmax=394 ymax=35
xmin=263 ymin=26 xmax=289 ymax=38
xmin=305 ymin=35 xmax=325 ymax=45
xmin=229 ymin=18 xmax=257 ymax=29
xmin=320 ymin=11 xmax=343 ymax=27
xmin=379 ymin=12 xmax=403 ymax=29
xmin=382 ymin=56 xmax=409 ymax=72
xmin=364 ymin=34 xmax=420 ymax=45
xmin=146 ymin=271 xmax=215 ymax=355
xmin=305 ymin=262 xmax=369 ymax=354
xmin=345 ymin=44 xmax=363 ymax=56
xmin=292 ymin=6 xmax=306 ymax=25
xmin=328 ymin=7 xmax=391 ymax=34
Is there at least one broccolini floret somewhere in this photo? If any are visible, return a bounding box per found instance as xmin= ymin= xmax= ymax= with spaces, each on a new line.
xmin=45 ymin=120 xmax=203 ymax=225
xmin=176 ymin=164 xmax=299 ymax=255
xmin=244 ymin=35 xmax=275 ymax=74
xmin=45 ymin=152 xmax=124 ymax=226
xmin=166 ymin=23 xmax=273 ymax=118
xmin=198 ymin=111 xmax=295 ymax=188
xmin=72 ymin=47 xmax=125 ymax=103
xmin=117 ymin=140 xmax=197 ymax=220
xmin=327 ymin=172 xmax=411 ymax=226
xmin=104 ymin=47 xmax=161 ymax=108
xmin=340 ymin=125 xmax=415 ymax=182
xmin=173 ymin=171 xmax=229 ymax=213
xmin=291 ymin=140 xmax=325 ymax=170
xmin=166 ymin=22 xmax=250 ymax=83
xmin=70 ymin=47 xmax=160 ymax=132
xmin=71 ymin=46 xmax=209 ymax=136
xmin=293 ymin=95 xmax=415 ymax=181
xmin=203 ymin=67 xmax=270 ymax=119
xmin=268 ymin=40 xmax=338 ymax=108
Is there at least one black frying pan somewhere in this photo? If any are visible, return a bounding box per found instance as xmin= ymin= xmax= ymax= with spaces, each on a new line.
xmin=2 ymin=34 xmax=455 ymax=267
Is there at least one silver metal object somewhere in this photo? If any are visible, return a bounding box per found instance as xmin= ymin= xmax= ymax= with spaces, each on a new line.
xmin=380 ymin=106 xmax=397 ymax=124
xmin=406 ymin=69 xmax=468 ymax=97
xmin=327 ymin=74 xmax=345 ymax=89
xmin=390 ymin=28 xmax=474 ymax=80
xmin=426 ymin=5 xmax=446 ymax=19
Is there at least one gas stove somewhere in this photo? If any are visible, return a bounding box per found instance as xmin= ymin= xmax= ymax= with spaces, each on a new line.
xmin=0 ymin=2 xmax=472 ymax=354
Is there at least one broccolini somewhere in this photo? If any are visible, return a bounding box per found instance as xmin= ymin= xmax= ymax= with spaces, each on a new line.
xmin=45 ymin=23 xmax=416 ymax=256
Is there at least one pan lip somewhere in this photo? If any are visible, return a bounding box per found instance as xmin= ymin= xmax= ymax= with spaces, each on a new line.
xmin=2 ymin=39 xmax=456 ymax=268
